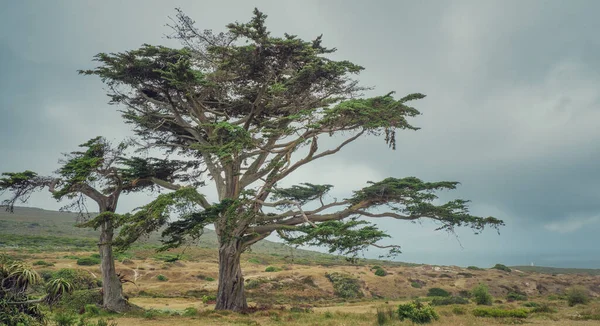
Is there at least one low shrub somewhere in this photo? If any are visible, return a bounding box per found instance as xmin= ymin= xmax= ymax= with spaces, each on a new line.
xmin=507 ymin=292 xmax=527 ymax=302
xmin=530 ymin=303 xmax=557 ymax=313
xmin=397 ymin=300 xmax=439 ymax=324
xmin=53 ymin=269 xmax=97 ymax=290
xmin=201 ymin=294 xmax=217 ymax=304
xmin=427 ymin=288 xmax=451 ymax=297
xmin=431 ymin=296 xmax=469 ymax=306
xmin=325 ymin=272 xmax=363 ymax=299
xmin=264 ymin=266 xmax=281 ymax=272
xmin=182 ymin=307 xmax=198 ymax=316
xmin=472 ymin=307 xmax=529 ymax=318
xmin=156 ymin=274 xmax=168 ymax=282
xmin=522 ymin=302 xmax=539 ymax=307
xmin=84 ymin=304 xmax=100 ymax=316
xmin=56 ymin=289 xmax=102 ymax=313
xmin=491 ymin=264 xmax=511 ymax=272
xmin=472 ymin=283 xmax=493 ymax=305
xmin=33 ymin=260 xmax=54 ymax=267
xmin=411 ymin=282 xmax=423 ymax=289
xmin=467 ymin=266 xmax=483 ymax=271
xmin=76 ymin=257 xmax=100 ymax=266
xmin=53 ymin=313 xmax=78 ymax=326
xmin=566 ymin=286 xmax=589 ymax=306
xmin=374 ymin=268 xmax=387 ymax=277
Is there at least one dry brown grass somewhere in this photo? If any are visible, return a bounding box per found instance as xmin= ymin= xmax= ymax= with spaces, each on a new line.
xmin=7 ymin=249 xmax=600 ymax=325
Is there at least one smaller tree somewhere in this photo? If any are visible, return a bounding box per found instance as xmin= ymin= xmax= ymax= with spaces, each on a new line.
xmin=472 ymin=283 xmax=493 ymax=305
xmin=0 ymin=136 xmax=197 ymax=312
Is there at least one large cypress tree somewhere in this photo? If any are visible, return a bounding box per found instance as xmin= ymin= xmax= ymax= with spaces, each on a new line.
xmin=80 ymin=9 xmax=504 ymax=311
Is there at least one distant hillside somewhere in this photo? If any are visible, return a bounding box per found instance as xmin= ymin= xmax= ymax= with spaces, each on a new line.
xmin=511 ymin=265 xmax=600 ymax=276
xmin=0 ymin=206 xmax=415 ymax=267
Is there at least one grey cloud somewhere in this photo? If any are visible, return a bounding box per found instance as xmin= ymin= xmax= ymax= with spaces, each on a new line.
xmin=2 ymin=0 xmax=600 ymax=267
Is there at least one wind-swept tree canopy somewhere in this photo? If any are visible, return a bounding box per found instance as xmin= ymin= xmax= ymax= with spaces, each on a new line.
xmin=0 ymin=136 xmax=197 ymax=312
xmin=80 ymin=8 xmax=504 ymax=311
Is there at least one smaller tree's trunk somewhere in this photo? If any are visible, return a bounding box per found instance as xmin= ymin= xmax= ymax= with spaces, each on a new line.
xmin=215 ymin=241 xmax=247 ymax=312
xmin=99 ymin=220 xmax=129 ymax=312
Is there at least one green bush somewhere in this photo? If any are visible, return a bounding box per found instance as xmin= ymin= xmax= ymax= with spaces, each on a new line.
xmin=522 ymin=302 xmax=539 ymax=307
xmin=84 ymin=304 xmax=100 ymax=316
xmin=530 ymin=303 xmax=557 ymax=313
xmin=374 ymin=268 xmax=387 ymax=277
xmin=430 ymin=296 xmax=469 ymax=306
xmin=53 ymin=269 xmax=97 ymax=290
xmin=33 ymin=260 xmax=54 ymax=267
xmin=201 ymin=294 xmax=217 ymax=304
xmin=182 ymin=307 xmax=198 ymax=316
xmin=205 ymin=276 xmax=215 ymax=281
xmin=397 ymin=300 xmax=439 ymax=324
xmin=76 ymin=257 xmax=100 ymax=266
xmin=491 ymin=264 xmax=511 ymax=272
xmin=56 ymin=289 xmax=102 ymax=313
xmin=566 ymin=286 xmax=589 ymax=306
xmin=472 ymin=284 xmax=493 ymax=305
xmin=265 ymin=266 xmax=280 ymax=272
xmin=156 ymin=274 xmax=168 ymax=281
xmin=472 ymin=307 xmax=529 ymax=318
xmin=53 ymin=313 xmax=78 ymax=326
xmin=467 ymin=266 xmax=483 ymax=270
xmin=325 ymin=272 xmax=363 ymax=299
xmin=427 ymin=287 xmax=451 ymax=297
xmin=506 ymin=292 xmax=527 ymax=302
xmin=247 ymin=258 xmax=263 ymax=264
xmin=411 ymin=281 xmax=423 ymax=288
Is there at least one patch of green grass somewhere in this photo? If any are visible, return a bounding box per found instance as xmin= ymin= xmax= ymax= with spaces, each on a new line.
xmin=430 ymin=296 xmax=469 ymax=306
xmin=32 ymin=260 xmax=54 ymax=266
xmin=265 ymin=266 xmax=281 ymax=272
xmin=156 ymin=274 xmax=168 ymax=281
xmin=472 ymin=307 xmax=529 ymax=318
xmin=410 ymin=282 xmax=423 ymax=289
xmin=76 ymin=256 xmax=100 ymax=266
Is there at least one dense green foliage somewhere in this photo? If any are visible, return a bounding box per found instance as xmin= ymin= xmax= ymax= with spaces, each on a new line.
xmin=506 ymin=291 xmax=527 ymax=302
xmin=471 ymin=283 xmax=493 ymax=305
xmin=397 ymin=300 xmax=439 ymax=324
xmin=77 ymin=256 xmax=101 ymax=266
xmin=566 ymin=286 xmax=589 ymax=306
xmin=426 ymin=287 xmax=451 ymax=297
xmin=491 ymin=264 xmax=511 ymax=272
xmin=325 ymin=272 xmax=363 ymax=299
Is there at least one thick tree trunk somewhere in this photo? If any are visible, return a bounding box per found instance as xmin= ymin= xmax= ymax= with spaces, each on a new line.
xmin=215 ymin=241 xmax=248 ymax=311
xmin=99 ymin=220 xmax=129 ymax=312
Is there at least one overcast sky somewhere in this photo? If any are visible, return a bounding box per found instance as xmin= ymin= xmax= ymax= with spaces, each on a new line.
xmin=2 ymin=0 xmax=600 ymax=268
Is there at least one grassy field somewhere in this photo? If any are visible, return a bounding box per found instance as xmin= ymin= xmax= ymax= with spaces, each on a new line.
xmin=3 ymin=207 xmax=600 ymax=325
